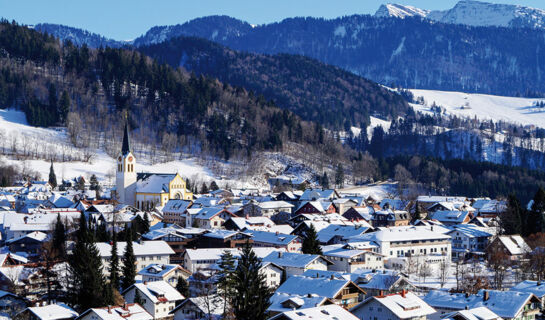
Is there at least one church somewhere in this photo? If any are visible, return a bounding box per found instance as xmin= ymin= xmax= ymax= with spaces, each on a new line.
xmin=115 ymin=124 xmax=193 ymax=210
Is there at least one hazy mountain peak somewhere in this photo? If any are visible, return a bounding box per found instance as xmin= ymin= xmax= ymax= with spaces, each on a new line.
xmin=375 ymin=3 xmax=430 ymax=19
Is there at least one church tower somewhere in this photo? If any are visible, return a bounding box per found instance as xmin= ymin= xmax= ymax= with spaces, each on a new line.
xmin=116 ymin=123 xmax=137 ymax=206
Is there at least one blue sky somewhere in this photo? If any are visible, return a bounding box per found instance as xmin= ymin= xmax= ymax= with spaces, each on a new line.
xmin=3 ymin=0 xmax=545 ymax=40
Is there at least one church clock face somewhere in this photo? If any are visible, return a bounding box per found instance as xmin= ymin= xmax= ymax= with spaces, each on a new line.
xmin=118 ymin=156 xmax=122 ymax=162
xmin=128 ymin=156 xmax=133 ymax=162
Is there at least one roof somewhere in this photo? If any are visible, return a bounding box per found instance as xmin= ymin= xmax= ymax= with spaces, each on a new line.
xmin=270 ymin=304 xmax=358 ymax=320
xmin=171 ymin=295 xmax=225 ymax=316
xmin=424 ymin=289 xmax=538 ymax=319
xmin=268 ymin=292 xmax=328 ymax=313
xmin=96 ymin=241 xmax=175 ymax=258
xmin=194 ymin=207 xmax=229 ymax=220
xmin=257 ymin=201 xmax=294 ymax=209
xmin=28 ymin=303 xmax=79 ymax=320
xmin=275 ymin=275 xmax=356 ymax=298
xmin=300 ymin=189 xmax=337 ymax=201
xmin=77 ymin=303 xmax=151 ymax=320
xmin=262 ymin=252 xmax=329 ymax=268
xmin=352 ymin=291 xmax=435 ymax=319
xmin=7 ymin=231 xmax=49 ymax=244
xmin=137 ymin=264 xmax=187 ymax=277
xmin=316 ymin=224 xmax=371 ymax=243
xmin=246 ymin=230 xmax=299 ymax=246
xmin=431 ymin=210 xmax=471 ymax=224
xmin=162 ymin=200 xmax=192 ymax=213
xmin=136 ymin=173 xmax=176 ymax=194
xmin=447 ymin=224 xmax=492 ymax=238
xmin=127 ymin=281 xmax=184 ymax=303
xmin=511 ymin=280 xmax=545 ymax=298
xmin=497 ymin=235 xmax=531 ymax=255
xmin=321 ymin=245 xmax=380 ymax=259
xmin=351 ymin=226 xmax=451 ymax=243
xmin=122 ymin=122 xmax=131 ymax=155
xmin=442 ymin=307 xmax=502 ymax=320
xmin=203 ymin=229 xmax=252 ymax=240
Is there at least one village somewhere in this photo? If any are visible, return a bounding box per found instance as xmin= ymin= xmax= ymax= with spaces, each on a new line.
xmin=0 ymin=125 xmax=543 ymax=320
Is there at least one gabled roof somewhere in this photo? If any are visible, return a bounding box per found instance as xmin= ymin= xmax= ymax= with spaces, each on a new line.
xmin=136 ymin=173 xmax=176 ymax=194
xmin=511 ymin=280 xmax=545 ymax=298
xmin=431 ymin=210 xmax=471 ymax=224
xmin=447 ymin=224 xmax=492 ymax=238
xmin=76 ymin=303 xmax=151 ymax=320
xmin=442 ymin=307 xmax=501 ymax=320
xmin=352 ymin=291 xmax=435 ymax=319
xmin=162 ymin=200 xmax=192 ymax=213
xmin=246 ymin=230 xmax=299 ymax=246
xmin=275 ymin=275 xmax=363 ymax=299
xmin=124 ymin=281 xmax=184 ymax=303
xmin=27 ymin=303 xmax=79 ymax=320
xmin=262 ymin=252 xmax=332 ymax=268
xmin=317 ymin=224 xmax=371 ymax=243
xmin=497 ymin=235 xmax=531 ymax=255
xmin=138 ymin=264 xmax=189 ymax=278
xmin=96 ymin=241 xmax=175 ymax=258
xmin=270 ymin=304 xmax=358 ymax=320
xmin=268 ymin=292 xmax=328 ymax=313
xmin=194 ymin=207 xmax=230 ymax=220
xmin=170 ymin=295 xmax=225 ymax=316
xmin=300 ymin=189 xmax=338 ymax=201
xmin=351 ymin=226 xmax=451 ymax=243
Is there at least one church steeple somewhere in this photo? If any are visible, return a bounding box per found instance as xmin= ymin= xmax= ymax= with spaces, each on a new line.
xmin=121 ymin=122 xmax=131 ymax=155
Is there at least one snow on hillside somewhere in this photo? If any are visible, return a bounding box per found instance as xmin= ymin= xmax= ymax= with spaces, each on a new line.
xmin=409 ymin=89 xmax=545 ymax=128
xmin=338 ymin=181 xmax=397 ymax=201
xmin=375 ymin=3 xmax=429 ymax=19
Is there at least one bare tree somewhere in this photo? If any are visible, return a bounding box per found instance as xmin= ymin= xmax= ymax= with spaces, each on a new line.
xmin=438 ymin=258 xmax=450 ymax=288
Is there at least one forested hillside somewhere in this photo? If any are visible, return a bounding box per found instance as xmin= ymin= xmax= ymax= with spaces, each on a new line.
xmin=139 ymin=37 xmax=409 ymax=129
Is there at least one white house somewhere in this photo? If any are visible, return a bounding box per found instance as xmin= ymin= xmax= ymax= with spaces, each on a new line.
xmin=351 ymin=290 xmax=436 ymax=320
xmin=138 ymin=264 xmax=191 ymax=288
xmin=245 ymin=230 xmax=302 ymax=252
xmin=77 ymin=304 xmax=152 ymax=320
xmin=123 ymin=281 xmax=184 ymax=320
xmin=262 ymin=252 xmax=332 ymax=277
xmin=260 ymin=262 xmax=284 ymax=289
xmin=20 ymin=303 xmax=79 ymax=320
xmin=322 ymin=245 xmax=384 ymax=273
xmin=96 ymin=241 xmax=174 ymax=275
xmin=170 ymin=295 xmax=225 ymax=320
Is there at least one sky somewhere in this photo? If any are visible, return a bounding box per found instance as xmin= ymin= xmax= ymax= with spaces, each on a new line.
xmin=2 ymin=0 xmax=545 ymax=40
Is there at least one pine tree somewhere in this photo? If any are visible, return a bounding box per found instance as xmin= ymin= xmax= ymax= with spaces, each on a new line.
xmin=109 ymin=232 xmax=120 ymax=290
xmin=48 ymin=161 xmax=57 ymax=189
xmin=142 ymin=212 xmax=150 ymax=234
xmin=302 ymin=224 xmax=322 ymax=255
xmin=59 ymin=90 xmax=70 ymax=123
xmin=76 ymin=177 xmax=85 ymax=191
xmin=52 ymin=214 xmax=66 ymax=259
xmin=200 ymin=182 xmax=209 ymax=194
xmin=321 ymin=172 xmax=329 ymax=189
xmin=68 ymin=212 xmax=108 ymax=311
xmin=210 ymin=180 xmax=219 ymax=191
xmin=133 ymin=289 xmax=144 ymax=306
xmin=121 ymin=234 xmax=137 ymax=290
xmin=334 ymin=163 xmax=344 ymax=188
xmin=89 ymin=174 xmax=99 ymax=191
xmin=176 ymin=277 xmax=189 ymax=298
xmin=529 ymin=187 xmax=545 ymax=234
xmin=232 ymin=242 xmax=272 ymax=320
xmin=217 ymin=250 xmax=236 ymax=317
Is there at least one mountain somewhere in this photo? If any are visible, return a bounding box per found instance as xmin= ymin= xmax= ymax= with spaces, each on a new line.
xmin=33 ymin=23 xmax=126 ymax=48
xmin=139 ymin=37 xmax=409 ymax=129
xmin=375 ymin=0 xmax=545 ymax=29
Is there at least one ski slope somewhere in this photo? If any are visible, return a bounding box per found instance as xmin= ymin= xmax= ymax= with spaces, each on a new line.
xmin=409 ymin=89 xmax=545 ymax=128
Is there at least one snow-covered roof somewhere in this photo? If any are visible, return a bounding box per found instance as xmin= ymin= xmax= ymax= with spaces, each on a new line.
xmin=257 ymin=201 xmax=294 ymax=209
xmin=162 ymin=200 xmax=192 ymax=213
xmin=275 ymin=275 xmax=356 ymax=298
xmin=351 ymin=226 xmax=451 ymax=243
xmin=262 ymin=252 xmax=329 ymax=268
xmin=431 ymin=210 xmax=471 ymax=224
xmin=442 ymin=307 xmax=502 ymax=320
xmin=511 ymin=280 xmax=545 ymax=298
xmin=246 ymin=230 xmax=299 ymax=246
xmin=27 ymin=303 xmax=79 ymax=320
xmin=79 ymin=303 xmax=152 ymax=320
xmin=184 ymin=248 xmax=240 ymax=262
xmin=96 ymin=241 xmax=174 ymax=258
xmin=447 ymin=224 xmax=492 ymax=238
xmin=497 ymin=235 xmax=531 ymax=255
xmin=47 ymin=193 xmax=75 ymax=208
xmin=268 ymin=292 xmax=328 ymax=313
xmin=203 ymin=229 xmax=251 ymax=240
xmin=136 ymin=173 xmax=177 ymax=194
xmin=172 ymin=295 xmax=225 ymax=316
xmin=270 ymin=304 xmax=358 ymax=320
xmin=472 ymin=199 xmax=506 ymax=213
xmin=417 ymin=196 xmax=467 ymax=203
xmin=7 ymin=231 xmax=49 ymax=243
xmin=353 ymin=291 xmax=435 ymax=319
xmin=300 ymin=189 xmax=337 ymax=201
xmin=317 ymin=224 xmax=371 ymax=243
xmin=321 ymin=245 xmax=380 ymax=259
xmin=137 ymin=264 xmax=186 ymax=277
xmin=194 ymin=207 xmax=228 ymax=220
xmin=128 ymin=280 xmax=184 ymax=303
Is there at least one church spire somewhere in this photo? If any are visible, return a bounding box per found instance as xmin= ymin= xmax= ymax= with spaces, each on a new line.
xmin=122 ymin=121 xmax=131 ymax=155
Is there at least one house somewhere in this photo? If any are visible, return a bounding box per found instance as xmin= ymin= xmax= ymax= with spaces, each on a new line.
xmin=299 ymin=189 xmax=339 ymax=202
xmin=243 ymin=200 xmax=294 ymax=217
xmin=262 ymin=252 xmax=333 ymax=277
xmin=294 ymin=201 xmax=336 ymax=215
xmin=142 ymin=227 xmax=205 ymax=264
xmin=350 ymin=290 xmax=436 ymax=320
xmin=351 ymin=270 xmax=416 ymax=298
xmin=430 ymin=211 xmax=473 ymax=226
xmin=322 ymin=245 xmax=384 ymax=273
xmin=196 ymin=229 xmax=253 ymax=248
xmin=189 ymin=207 xmax=234 ymax=229
xmin=275 ymin=274 xmax=366 ymax=309
xmin=424 ymin=289 xmax=541 ymax=320
xmin=275 ymin=191 xmax=302 ymax=203
xmin=223 ymin=216 xmax=276 ymax=231
xmin=333 ymin=198 xmax=359 ymax=215
xmin=371 ymin=210 xmax=411 ymax=228
xmin=441 ymin=307 xmax=502 ymax=320
xmin=245 ymin=230 xmax=302 ymax=252
xmin=182 ymin=248 xmax=240 ymax=273
xmin=471 ymin=199 xmax=506 ymax=218
xmin=162 ymin=200 xmax=192 ymax=225
xmin=511 ymin=280 xmax=545 ymax=309
xmin=96 ymin=241 xmax=174 ymax=275
xmin=267 ymin=292 xmax=331 ymax=315
xmin=488 ymin=235 xmax=531 ymax=261
xmin=76 ymin=304 xmax=152 ymax=320
xmin=261 ymin=262 xmax=284 ymax=289
xmin=138 ymin=264 xmax=191 ymax=288
xmin=316 ymin=224 xmax=371 ymax=245
xmin=447 ymin=225 xmax=492 ymax=261
xmin=123 ymin=281 xmax=184 ymax=319
xmin=343 ymin=207 xmax=373 ymax=222
xmin=169 ymin=295 xmax=225 ymax=320
xmin=0 ymin=290 xmax=27 ymax=318
xmin=17 ymin=303 xmax=78 ymax=320
xmin=7 ymin=231 xmax=48 ymax=259
xmin=269 ymin=304 xmax=359 ymax=320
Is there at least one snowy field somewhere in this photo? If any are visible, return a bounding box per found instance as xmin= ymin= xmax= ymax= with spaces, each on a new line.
xmin=337 ymin=181 xmax=397 ymax=200
xmin=410 ymin=89 xmax=545 ymax=128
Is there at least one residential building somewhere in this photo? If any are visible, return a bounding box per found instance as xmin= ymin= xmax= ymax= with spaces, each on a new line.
xmin=138 ymin=264 xmax=191 ymax=288
xmin=487 ymin=235 xmax=531 ymax=261
xmin=96 ymin=241 xmax=174 ymax=275
xmin=441 ymin=307 xmax=502 ymax=320
xmin=18 ymin=303 xmax=78 ymax=320
xmin=77 ymin=304 xmax=152 ymax=320
xmin=350 ymin=290 xmax=436 ymax=320
xmin=170 ymin=295 xmax=225 ymax=320
xmin=246 ymin=230 xmax=302 ymax=252
xmin=270 ymin=304 xmax=358 ymax=320
xmin=262 ymin=252 xmax=332 ymax=277
xmin=123 ymin=281 xmax=184 ymax=319
xmin=243 ymin=200 xmax=294 ymax=217
xmin=447 ymin=225 xmax=492 ymax=261
xmin=322 ymin=245 xmax=384 ymax=272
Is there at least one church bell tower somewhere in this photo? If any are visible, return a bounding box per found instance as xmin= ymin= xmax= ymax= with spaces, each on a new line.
xmin=116 ymin=122 xmax=137 ymax=206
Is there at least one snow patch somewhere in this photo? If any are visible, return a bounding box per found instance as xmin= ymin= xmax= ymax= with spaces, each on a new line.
xmin=334 ymin=25 xmax=346 ymax=37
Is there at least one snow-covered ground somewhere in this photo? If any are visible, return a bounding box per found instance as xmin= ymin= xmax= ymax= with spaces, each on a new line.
xmin=338 ymin=181 xmax=397 ymax=200
xmin=410 ymin=89 xmax=545 ymax=128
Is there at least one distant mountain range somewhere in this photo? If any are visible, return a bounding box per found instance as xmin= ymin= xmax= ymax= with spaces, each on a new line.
xmin=375 ymin=0 xmax=545 ymax=29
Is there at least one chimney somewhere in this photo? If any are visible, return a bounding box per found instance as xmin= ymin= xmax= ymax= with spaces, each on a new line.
xmin=483 ymin=291 xmax=489 ymax=301
xmin=538 ymin=281 xmax=542 ymax=286
xmin=378 ymin=290 xmax=384 ymax=297
xmin=307 ymin=293 xmax=312 ymax=298
xmin=278 ymin=252 xmax=283 ymax=258
xmin=465 ymin=305 xmax=469 ymax=310
xmin=108 ymin=305 xmax=112 ymax=314
xmin=465 ymin=292 xmax=470 ymax=298
xmin=330 ymin=275 xmax=334 ymax=280
xmin=123 ymin=303 xmax=128 ymax=310
xmin=401 ymin=289 xmax=406 ymax=298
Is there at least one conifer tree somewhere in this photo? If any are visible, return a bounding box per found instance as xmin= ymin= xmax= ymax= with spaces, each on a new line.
xmin=89 ymin=174 xmax=99 ymax=191
xmin=48 ymin=161 xmax=57 ymax=189
xmin=302 ymin=224 xmax=322 ymax=255
xmin=217 ymin=250 xmax=236 ymax=316
xmin=335 ymin=163 xmax=344 ymax=188
xmin=109 ymin=232 xmax=120 ymax=290
xmin=121 ymin=233 xmax=136 ymax=290
xmin=176 ymin=277 xmax=189 ymax=298
xmin=232 ymin=242 xmax=272 ymax=320
xmin=210 ymin=181 xmax=219 ymax=191
xmin=200 ymin=182 xmax=209 ymax=194
xmin=529 ymin=187 xmax=545 ymax=235
xmin=68 ymin=212 xmax=108 ymax=311
xmin=321 ymin=172 xmax=329 ymax=189
xmin=59 ymin=90 xmax=70 ymax=123
xmin=142 ymin=212 xmax=150 ymax=234
xmin=52 ymin=214 xmax=66 ymax=258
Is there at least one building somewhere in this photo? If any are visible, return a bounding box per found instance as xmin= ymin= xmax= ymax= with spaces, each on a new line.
xmin=18 ymin=303 xmax=78 ymax=320
xmin=322 ymin=246 xmax=384 ymax=273
xmin=371 ymin=210 xmax=411 ymax=228
xmin=447 ymin=225 xmax=492 ymax=261
xmin=270 ymin=304 xmax=359 ymax=320
xmin=162 ymin=200 xmax=192 ymax=225
xmin=96 ymin=241 xmax=174 ymax=275
xmin=246 ymin=230 xmax=302 ymax=252
xmin=189 ymin=207 xmax=233 ymax=229
xmin=242 ymin=200 xmax=294 ymax=218
xmin=441 ymin=307 xmax=502 ymax=320
xmin=138 ymin=264 xmax=191 ymax=288
xmin=262 ymin=252 xmax=332 ymax=277
xmin=76 ymin=304 xmax=152 ymax=320
xmin=510 ymin=280 xmax=545 ymax=309
xmin=196 ymin=229 xmax=253 ymax=248
xmin=261 ymin=262 xmax=284 ymax=289
xmin=487 ymin=235 xmax=531 ymax=261
xmin=430 ymin=211 xmax=473 ymax=226
xmin=169 ymin=295 xmax=225 ymax=320
xmin=350 ymin=290 xmax=436 ymax=320
xmin=115 ymin=124 xmax=192 ymax=209
xmin=123 ymin=281 xmax=184 ymax=319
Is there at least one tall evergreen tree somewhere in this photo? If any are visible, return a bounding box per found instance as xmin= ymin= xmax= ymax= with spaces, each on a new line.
xmin=48 ymin=161 xmax=57 ymax=189
xmin=302 ymin=224 xmax=323 ymax=255
xmin=142 ymin=213 xmax=150 ymax=234
xmin=210 ymin=180 xmax=219 ymax=191
xmin=529 ymin=187 xmax=545 ymax=234
xmin=500 ymin=194 xmax=524 ymax=235
xmin=109 ymin=232 xmax=120 ymax=290
xmin=176 ymin=277 xmax=189 ymax=298
xmin=217 ymin=250 xmax=236 ymax=317
xmin=68 ymin=212 xmax=108 ymax=311
xmin=200 ymin=182 xmax=209 ymax=194
xmin=321 ymin=172 xmax=330 ymax=189
xmin=334 ymin=163 xmax=344 ymax=188
xmin=52 ymin=214 xmax=66 ymax=259
xmin=121 ymin=234 xmax=136 ymax=290
xmin=89 ymin=174 xmax=99 ymax=191
xmin=232 ymin=242 xmax=272 ymax=320
xmin=59 ymin=90 xmax=70 ymax=123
